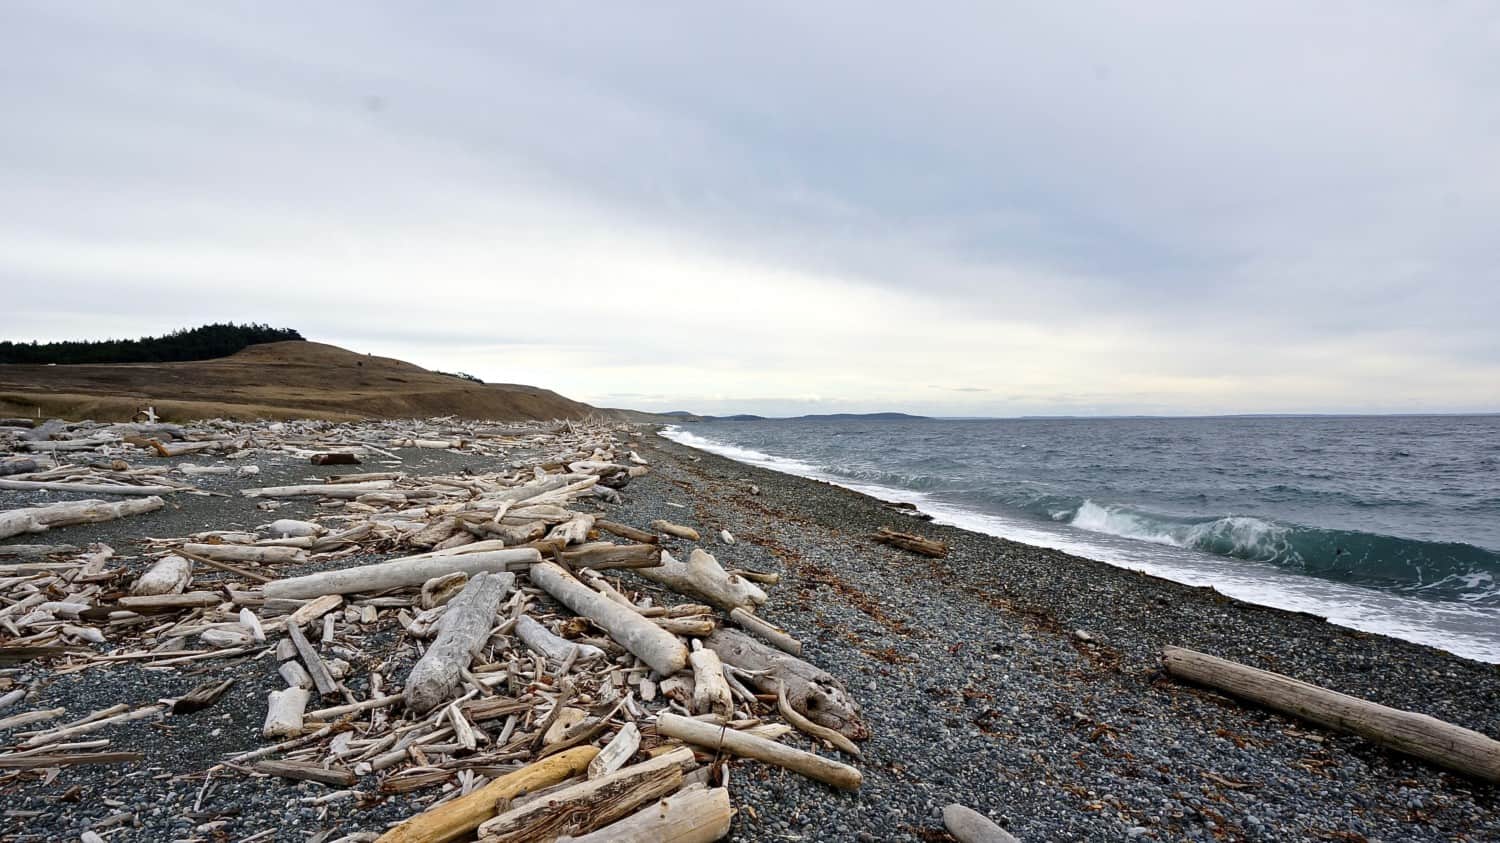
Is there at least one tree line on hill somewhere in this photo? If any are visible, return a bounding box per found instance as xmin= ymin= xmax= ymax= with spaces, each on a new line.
xmin=0 ymin=323 xmax=304 ymax=365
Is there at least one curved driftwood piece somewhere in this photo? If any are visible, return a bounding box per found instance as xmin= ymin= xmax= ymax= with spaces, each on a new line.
xmin=405 ymin=572 xmax=514 ymax=714
xmin=131 ymin=555 xmax=192 ymax=596
xmin=0 ymin=479 xmax=183 ymax=496
xmin=1162 ymin=646 xmax=1500 ymax=783
xmin=656 ymin=712 xmax=861 ymax=790
xmin=729 ymin=607 xmax=801 ymax=656
xmin=477 ymin=747 xmax=690 ymax=842
xmin=706 ymin=628 xmax=867 ymax=741
xmin=635 ymin=549 xmax=766 ymax=612
xmin=262 ymin=548 xmax=540 ymax=599
xmin=649 ymin=520 xmax=700 ymax=541
xmin=943 ymin=804 xmax=1020 ymax=843
xmin=530 ymin=562 xmax=688 ymax=676
xmin=515 ymin=615 xmax=606 ymax=663
xmin=1 ymin=497 xmax=165 ymax=540
xmin=376 ymin=745 xmax=598 ymax=843
xmin=557 ymin=785 xmax=732 ymax=843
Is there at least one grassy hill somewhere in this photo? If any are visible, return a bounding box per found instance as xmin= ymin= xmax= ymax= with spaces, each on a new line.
xmin=0 ymin=341 xmax=599 ymax=422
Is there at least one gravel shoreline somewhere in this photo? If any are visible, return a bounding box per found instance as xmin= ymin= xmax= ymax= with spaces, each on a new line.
xmin=2 ymin=428 xmax=1497 ymax=841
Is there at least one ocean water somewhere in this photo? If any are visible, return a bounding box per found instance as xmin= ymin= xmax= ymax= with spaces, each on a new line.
xmin=660 ymin=415 xmax=1500 ymax=663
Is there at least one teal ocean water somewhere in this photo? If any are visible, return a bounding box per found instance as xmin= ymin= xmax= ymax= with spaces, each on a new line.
xmin=663 ymin=415 xmax=1500 ymax=662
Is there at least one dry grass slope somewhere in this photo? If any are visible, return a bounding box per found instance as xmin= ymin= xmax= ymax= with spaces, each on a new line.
xmin=0 ymin=341 xmax=600 ymax=422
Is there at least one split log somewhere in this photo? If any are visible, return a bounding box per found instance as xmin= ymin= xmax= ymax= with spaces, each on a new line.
xmin=241 ymin=481 xmax=395 ymax=499
xmin=287 ymin=622 xmax=338 ymax=697
xmin=649 ymin=520 xmax=700 ymax=541
xmin=1162 ymin=646 xmax=1500 ymax=783
xmin=559 ymin=542 xmax=662 ymax=570
xmin=872 ymin=526 xmax=948 ymax=558
xmin=588 ymin=722 xmax=640 ymax=780
xmin=262 ymin=687 xmax=310 ymax=738
xmin=689 ymin=646 xmax=733 ymax=718
xmin=557 ymin=786 xmax=732 ymax=843
xmin=404 ymin=572 xmax=514 ymax=714
xmin=254 ymin=759 xmax=357 ymax=786
xmin=729 ymin=607 xmax=801 ymax=656
xmin=181 ymin=543 xmax=306 ymax=565
xmin=655 ymin=712 xmax=861 ymax=790
xmin=477 ymin=748 xmax=690 ymax=842
xmin=116 ymin=592 xmax=221 ymax=610
xmin=530 ymin=562 xmax=688 ymax=677
xmin=375 ymin=745 xmax=598 ymax=843
xmin=130 ymin=555 xmax=192 ymax=596
xmin=420 ymin=572 xmax=468 ymax=609
xmin=262 ymin=548 xmax=540 ymax=599
xmin=0 ymin=497 xmax=165 ymax=540
xmin=635 ymin=549 xmax=766 ymax=613
xmin=943 ymin=804 xmax=1020 ymax=843
xmin=547 ymin=514 xmax=596 ymax=546
xmin=515 ymin=615 xmax=606 ymax=663
xmin=287 ymin=594 xmax=344 ymax=628
xmin=706 ymin=628 xmax=867 ymax=741
xmin=0 ymin=479 xmax=182 ymax=496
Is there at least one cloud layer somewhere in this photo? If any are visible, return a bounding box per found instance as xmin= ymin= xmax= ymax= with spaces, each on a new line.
xmin=3 ymin=2 xmax=1497 ymax=416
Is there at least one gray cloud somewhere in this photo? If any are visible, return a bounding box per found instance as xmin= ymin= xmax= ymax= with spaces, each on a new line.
xmin=2 ymin=2 xmax=1497 ymax=415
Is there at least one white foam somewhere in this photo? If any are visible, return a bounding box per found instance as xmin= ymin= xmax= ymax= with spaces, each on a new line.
xmin=660 ymin=425 xmax=1500 ymax=663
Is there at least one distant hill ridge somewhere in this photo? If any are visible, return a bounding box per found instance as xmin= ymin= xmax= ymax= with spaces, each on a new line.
xmin=0 ymin=338 xmax=599 ymax=423
xmin=0 ymin=323 xmax=302 ymax=365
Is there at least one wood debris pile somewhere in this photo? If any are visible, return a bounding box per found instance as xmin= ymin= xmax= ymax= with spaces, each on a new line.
xmin=0 ymin=414 xmax=869 ymax=841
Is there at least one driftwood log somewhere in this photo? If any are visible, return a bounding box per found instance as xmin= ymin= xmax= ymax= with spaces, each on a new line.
xmin=649 ymin=520 xmax=700 ymax=541
xmin=1162 ymin=646 xmax=1500 ymax=783
xmin=530 ymin=562 xmax=688 ymax=676
xmin=515 ymin=615 xmax=605 ymax=663
xmin=405 ymin=572 xmax=514 ymax=714
xmin=130 ymin=555 xmax=191 ymax=596
xmin=559 ymin=542 xmax=662 ymax=569
xmin=262 ymin=548 xmax=540 ymax=599
xmin=375 ymin=745 xmax=599 ymax=843
xmin=556 ymin=785 xmax=732 ymax=843
xmin=706 ymin=628 xmax=867 ymax=741
xmin=943 ymin=804 xmax=1020 ymax=843
xmin=872 ymin=526 xmax=948 ymax=558
xmin=636 ymin=549 xmax=766 ymax=613
xmin=0 ymin=497 xmax=165 ymax=540
xmin=729 ymin=607 xmax=801 ymax=656
xmin=0 ymin=479 xmax=182 ymax=496
xmin=477 ymin=747 xmax=691 ymax=841
xmin=655 ymin=712 xmax=861 ymax=790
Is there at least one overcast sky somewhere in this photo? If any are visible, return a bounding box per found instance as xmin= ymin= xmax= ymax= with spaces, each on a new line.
xmin=3 ymin=3 xmax=1497 ymax=417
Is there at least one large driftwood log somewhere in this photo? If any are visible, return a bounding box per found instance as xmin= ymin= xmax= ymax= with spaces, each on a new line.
xmin=375 ymin=745 xmax=598 ymax=843
xmin=872 ymin=526 xmax=948 ymax=558
xmin=635 ymin=549 xmax=766 ymax=612
xmin=130 ymin=555 xmax=191 ymax=596
xmin=0 ymin=497 xmax=165 ymax=540
xmin=689 ymin=646 xmax=733 ymax=718
xmin=943 ymin=804 xmax=1020 ymax=843
xmin=556 ymin=785 xmax=732 ymax=843
xmin=530 ymin=562 xmax=688 ymax=676
xmin=405 ymin=572 xmax=514 ymax=714
xmin=515 ymin=615 xmax=606 ymax=663
xmin=559 ymin=542 xmax=662 ymax=569
xmin=1162 ymin=646 xmax=1500 ymax=783
xmin=241 ymin=481 xmax=395 ymax=499
xmin=477 ymin=748 xmax=690 ymax=842
xmin=262 ymin=687 xmax=310 ymax=738
xmin=706 ymin=629 xmax=867 ymax=741
xmin=262 ymin=548 xmax=540 ymax=599
xmin=0 ymin=479 xmax=183 ymax=496
xmin=656 ymin=712 xmax=861 ymax=790
xmin=181 ymin=543 xmax=306 ymax=565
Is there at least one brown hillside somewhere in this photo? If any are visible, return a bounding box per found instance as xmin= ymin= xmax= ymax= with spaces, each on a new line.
xmin=0 ymin=341 xmax=600 ymax=422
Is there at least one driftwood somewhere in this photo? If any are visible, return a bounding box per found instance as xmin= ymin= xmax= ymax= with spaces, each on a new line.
xmin=559 ymin=542 xmax=662 ymax=569
xmin=262 ymin=548 xmax=540 ymax=599
xmin=530 ymin=562 xmax=688 ymax=676
xmin=515 ymin=615 xmax=606 ymax=663
xmin=375 ymin=745 xmax=599 ymax=843
xmin=873 ymin=526 xmax=948 ymax=558
xmin=778 ymin=682 xmax=860 ymax=757
xmin=588 ymin=722 xmax=640 ymax=780
xmin=557 ymin=786 xmax=732 ymax=843
xmin=635 ymin=549 xmax=766 ymax=613
xmin=1163 ymin=646 xmax=1500 ymax=783
xmin=241 ymin=481 xmax=395 ymax=499
xmin=649 ymin=520 xmax=700 ymax=541
xmin=0 ymin=497 xmax=164 ymax=540
xmin=477 ymin=747 xmax=691 ymax=841
xmin=595 ymin=520 xmax=659 ymax=544
xmin=405 ymin=572 xmax=514 ymax=713
xmin=689 ymin=646 xmax=733 ymax=718
xmin=181 ymin=543 xmax=305 ymax=565
xmin=253 ymin=759 xmax=357 ymax=786
xmin=130 ymin=555 xmax=191 ymax=596
xmin=117 ymin=592 xmax=221 ymax=610
xmin=287 ymin=622 xmax=338 ymax=697
xmin=706 ymin=629 xmax=867 ymax=740
xmin=263 ymin=519 xmax=324 ymax=538
xmin=0 ymin=479 xmax=182 ymax=496
xmin=943 ymin=804 xmax=1020 ymax=843
xmin=656 ymin=713 xmax=861 ymax=790
xmin=262 ymin=687 xmax=310 ymax=738
xmin=729 ymin=607 xmax=801 ymax=656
